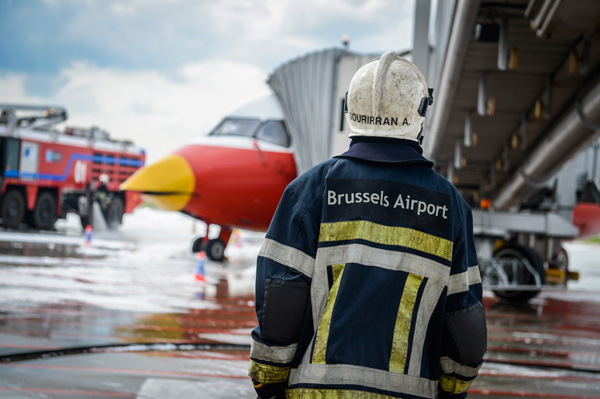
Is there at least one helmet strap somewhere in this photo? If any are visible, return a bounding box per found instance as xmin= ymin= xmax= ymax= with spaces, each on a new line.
xmin=418 ymin=88 xmax=434 ymax=117
xmin=344 ymin=91 xmax=349 ymax=113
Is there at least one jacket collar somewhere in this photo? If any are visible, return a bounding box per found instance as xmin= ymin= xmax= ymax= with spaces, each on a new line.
xmin=336 ymin=137 xmax=434 ymax=167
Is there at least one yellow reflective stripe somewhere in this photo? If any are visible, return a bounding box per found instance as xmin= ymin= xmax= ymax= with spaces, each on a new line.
xmin=248 ymin=360 xmax=290 ymax=384
xmin=439 ymin=374 xmax=474 ymax=394
xmin=389 ymin=273 xmax=424 ymax=373
xmin=312 ymin=264 xmax=346 ymax=364
xmin=287 ymin=388 xmax=401 ymax=399
xmin=319 ymin=221 xmax=453 ymax=261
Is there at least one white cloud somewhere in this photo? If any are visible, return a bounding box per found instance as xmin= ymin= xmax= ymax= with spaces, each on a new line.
xmin=0 ymin=61 xmax=269 ymax=164
xmin=0 ymin=73 xmax=43 ymax=103
xmin=1 ymin=0 xmax=417 ymax=165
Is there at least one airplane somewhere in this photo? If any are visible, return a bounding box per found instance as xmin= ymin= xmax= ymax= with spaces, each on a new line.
xmin=120 ymin=92 xmax=297 ymax=261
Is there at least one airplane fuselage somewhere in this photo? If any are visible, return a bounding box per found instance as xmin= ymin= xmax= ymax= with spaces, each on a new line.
xmin=175 ymin=136 xmax=296 ymax=230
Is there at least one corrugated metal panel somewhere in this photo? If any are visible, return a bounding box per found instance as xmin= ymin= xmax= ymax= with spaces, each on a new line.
xmin=268 ymin=48 xmax=344 ymax=174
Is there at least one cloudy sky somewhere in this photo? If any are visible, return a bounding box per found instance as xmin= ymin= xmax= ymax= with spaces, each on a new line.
xmin=0 ymin=0 xmax=415 ymax=163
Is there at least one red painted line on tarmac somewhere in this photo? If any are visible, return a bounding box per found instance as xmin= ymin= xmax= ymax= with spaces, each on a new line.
xmin=469 ymin=389 xmax=600 ymax=398
xmin=124 ymin=323 xmax=255 ymax=333
xmin=0 ymin=386 xmax=133 ymax=397
xmin=489 ymin=334 xmax=600 ymax=348
xmin=485 ymin=356 xmax=600 ymax=372
xmin=0 ymin=343 xmax=60 ymax=349
xmin=0 ymin=363 xmax=250 ymax=380
xmin=486 ymin=345 xmax=594 ymax=358
xmin=0 ymin=327 xmax=252 ymax=341
xmin=478 ymin=371 xmax=600 ymax=383
xmin=148 ymin=352 xmax=249 ymax=361
xmin=487 ymin=325 xmax=600 ymax=340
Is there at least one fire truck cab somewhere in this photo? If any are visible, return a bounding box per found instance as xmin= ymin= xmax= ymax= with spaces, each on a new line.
xmin=0 ymin=104 xmax=145 ymax=231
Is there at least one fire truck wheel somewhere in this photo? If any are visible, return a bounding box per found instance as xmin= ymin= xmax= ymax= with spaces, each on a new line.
xmin=1 ymin=189 xmax=25 ymax=229
xmin=32 ymin=191 xmax=57 ymax=230
xmin=105 ymin=197 xmax=124 ymax=230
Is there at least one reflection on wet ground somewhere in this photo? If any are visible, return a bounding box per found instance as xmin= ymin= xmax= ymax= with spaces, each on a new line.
xmin=1 ymin=210 xmax=600 ymax=398
xmin=473 ymin=294 xmax=600 ymax=398
xmin=0 ymin=240 xmax=102 ymax=260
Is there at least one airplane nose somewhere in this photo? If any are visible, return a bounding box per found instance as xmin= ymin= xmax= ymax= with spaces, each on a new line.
xmin=120 ymin=154 xmax=195 ymax=211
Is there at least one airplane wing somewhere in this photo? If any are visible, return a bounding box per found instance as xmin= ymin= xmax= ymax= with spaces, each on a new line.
xmin=421 ymin=0 xmax=600 ymax=210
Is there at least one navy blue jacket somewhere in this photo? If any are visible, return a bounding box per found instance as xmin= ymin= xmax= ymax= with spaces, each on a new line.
xmin=249 ymin=138 xmax=486 ymax=399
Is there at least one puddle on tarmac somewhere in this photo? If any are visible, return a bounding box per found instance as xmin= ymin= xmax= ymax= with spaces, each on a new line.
xmin=0 ymin=240 xmax=107 ymax=261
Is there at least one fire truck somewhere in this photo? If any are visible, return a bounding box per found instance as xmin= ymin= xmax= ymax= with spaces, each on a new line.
xmin=0 ymin=104 xmax=145 ymax=231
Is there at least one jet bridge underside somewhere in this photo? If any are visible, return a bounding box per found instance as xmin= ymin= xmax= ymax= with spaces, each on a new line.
xmin=420 ymin=0 xmax=600 ymax=301
xmin=424 ymin=0 xmax=600 ymax=209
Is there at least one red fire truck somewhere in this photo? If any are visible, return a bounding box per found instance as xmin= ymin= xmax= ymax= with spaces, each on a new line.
xmin=0 ymin=104 xmax=145 ymax=230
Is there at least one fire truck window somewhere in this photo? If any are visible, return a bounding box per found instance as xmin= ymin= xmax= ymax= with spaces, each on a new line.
xmin=209 ymin=118 xmax=260 ymax=138
xmin=5 ymin=138 xmax=19 ymax=173
xmin=256 ymin=121 xmax=290 ymax=147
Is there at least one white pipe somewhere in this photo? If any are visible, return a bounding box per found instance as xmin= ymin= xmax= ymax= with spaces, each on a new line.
xmin=494 ymin=78 xmax=600 ymax=209
xmin=424 ymin=0 xmax=481 ymax=160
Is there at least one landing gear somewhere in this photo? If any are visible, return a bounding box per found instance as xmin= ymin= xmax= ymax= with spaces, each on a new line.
xmin=205 ymin=238 xmax=226 ymax=261
xmin=191 ymin=225 xmax=232 ymax=262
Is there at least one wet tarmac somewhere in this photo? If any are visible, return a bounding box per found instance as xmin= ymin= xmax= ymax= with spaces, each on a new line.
xmin=1 ymin=208 xmax=600 ymax=398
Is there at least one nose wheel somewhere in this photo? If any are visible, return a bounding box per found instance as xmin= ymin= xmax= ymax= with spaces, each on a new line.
xmin=204 ymin=238 xmax=226 ymax=261
xmin=191 ymin=226 xmax=232 ymax=262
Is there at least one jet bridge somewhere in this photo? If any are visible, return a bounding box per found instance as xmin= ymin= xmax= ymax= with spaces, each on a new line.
xmin=416 ymin=0 xmax=600 ymax=300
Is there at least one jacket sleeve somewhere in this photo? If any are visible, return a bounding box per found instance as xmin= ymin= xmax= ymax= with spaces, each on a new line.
xmin=248 ymin=181 xmax=320 ymax=387
xmin=440 ymin=206 xmax=487 ymax=398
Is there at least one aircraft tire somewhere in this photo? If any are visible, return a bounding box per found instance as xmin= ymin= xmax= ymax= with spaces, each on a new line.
xmin=205 ymin=238 xmax=226 ymax=261
xmin=492 ymin=244 xmax=546 ymax=302
xmin=105 ymin=197 xmax=124 ymax=230
xmin=1 ymin=189 xmax=26 ymax=229
xmin=191 ymin=237 xmax=203 ymax=253
xmin=32 ymin=191 xmax=57 ymax=230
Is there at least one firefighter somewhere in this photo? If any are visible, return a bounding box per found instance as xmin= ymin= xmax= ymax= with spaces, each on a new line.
xmin=249 ymin=51 xmax=487 ymax=399
xmin=95 ymin=174 xmax=111 ymax=211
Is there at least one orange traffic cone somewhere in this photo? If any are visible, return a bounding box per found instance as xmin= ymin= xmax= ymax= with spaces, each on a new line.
xmin=195 ymin=251 xmax=206 ymax=282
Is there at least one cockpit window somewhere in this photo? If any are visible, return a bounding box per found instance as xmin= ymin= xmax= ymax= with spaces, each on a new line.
xmin=208 ymin=117 xmax=291 ymax=147
xmin=209 ymin=118 xmax=261 ymax=137
xmin=256 ymin=121 xmax=291 ymax=147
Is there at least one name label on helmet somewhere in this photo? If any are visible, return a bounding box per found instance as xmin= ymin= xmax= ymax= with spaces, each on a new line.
xmin=349 ymin=113 xmax=403 ymax=126
xmin=326 ymin=179 xmax=450 ymax=233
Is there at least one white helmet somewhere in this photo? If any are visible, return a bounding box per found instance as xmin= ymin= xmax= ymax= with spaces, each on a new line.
xmin=345 ymin=51 xmax=433 ymax=142
xmin=99 ymin=174 xmax=110 ymax=184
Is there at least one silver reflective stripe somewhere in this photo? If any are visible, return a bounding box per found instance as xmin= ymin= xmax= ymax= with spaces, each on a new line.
xmin=440 ymin=356 xmax=481 ymax=378
xmin=310 ymin=243 xmax=451 ymax=334
xmin=289 ymin=363 xmax=437 ymax=399
xmin=259 ymin=238 xmax=315 ymax=278
xmin=315 ymin=244 xmax=450 ymax=284
xmin=447 ymin=265 xmax=482 ymax=295
xmin=408 ymin=280 xmax=445 ymax=376
xmin=250 ymin=338 xmax=298 ymax=364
